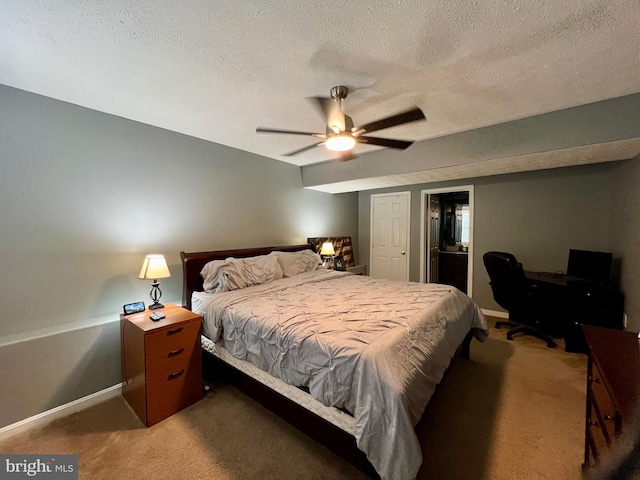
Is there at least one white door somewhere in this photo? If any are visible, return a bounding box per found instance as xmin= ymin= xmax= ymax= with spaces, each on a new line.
xmin=370 ymin=192 xmax=410 ymax=281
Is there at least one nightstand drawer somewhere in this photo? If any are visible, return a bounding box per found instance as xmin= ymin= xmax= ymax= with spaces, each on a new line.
xmin=146 ymin=339 xmax=200 ymax=380
xmin=146 ymin=363 xmax=202 ymax=426
xmin=145 ymin=319 xmax=200 ymax=357
xmin=589 ymin=365 xmax=617 ymax=440
xmin=587 ymin=406 xmax=608 ymax=463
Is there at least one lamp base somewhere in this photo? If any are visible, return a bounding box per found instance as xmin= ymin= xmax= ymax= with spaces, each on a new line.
xmin=148 ymin=281 xmax=164 ymax=310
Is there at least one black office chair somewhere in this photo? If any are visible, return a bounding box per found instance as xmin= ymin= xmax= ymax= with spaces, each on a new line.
xmin=483 ymin=251 xmax=557 ymax=348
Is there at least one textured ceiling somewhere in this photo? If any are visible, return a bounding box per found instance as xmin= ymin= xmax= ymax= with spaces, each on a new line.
xmin=1 ymin=0 xmax=640 ymax=189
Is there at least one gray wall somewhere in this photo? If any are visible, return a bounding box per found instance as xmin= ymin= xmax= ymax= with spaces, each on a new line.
xmin=358 ymin=162 xmax=637 ymax=320
xmin=609 ymin=156 xmax=640 ymax=332
xmin=0 ymin=85 xmax=358 ymax=428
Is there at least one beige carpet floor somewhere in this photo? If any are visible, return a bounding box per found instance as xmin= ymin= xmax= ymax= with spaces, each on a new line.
xmin=1 ymin=317 xmax=592 ymax=479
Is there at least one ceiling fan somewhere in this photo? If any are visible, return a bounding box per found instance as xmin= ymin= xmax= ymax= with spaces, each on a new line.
xmin=256 ymin=86 xmax=426 ymax=161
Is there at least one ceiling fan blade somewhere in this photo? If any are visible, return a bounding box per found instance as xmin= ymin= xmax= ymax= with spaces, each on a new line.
xmin=256 ymin=127 xmax=324 ymax=137
xmin=353 ymin=107 xmax=426 ymax=135
xmin=356 ymin=136 xmax=414 ymax=150
xmin=283 ymin=142 xmax=324 ymax=156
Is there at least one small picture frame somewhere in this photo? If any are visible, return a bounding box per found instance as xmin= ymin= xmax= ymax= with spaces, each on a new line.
xmin=333 ymin=256 xmax=346 ymax=271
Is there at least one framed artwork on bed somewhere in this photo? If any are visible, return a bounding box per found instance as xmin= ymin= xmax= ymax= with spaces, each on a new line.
xmin=333 ymin=256 xmax=346 ymax=271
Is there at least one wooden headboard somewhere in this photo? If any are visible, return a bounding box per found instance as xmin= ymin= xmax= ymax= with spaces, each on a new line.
xmin=180 ymin=243 xmax=314 ymax=310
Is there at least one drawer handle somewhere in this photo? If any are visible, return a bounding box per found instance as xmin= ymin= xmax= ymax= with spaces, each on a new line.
xmin=587 ymin=375 xmax=601 ymax=384
xmin=588 ymin=419 xmax=600 ymax=428
xmin=167 ymin=327 xmax=183 ymax=336
xmin=168 ymin=369 xmax=185 ymax=380
xmin=604 ymin=414 xmax=614 ymax=422
xmin=168 ymin=348 xmax=184 ymax=358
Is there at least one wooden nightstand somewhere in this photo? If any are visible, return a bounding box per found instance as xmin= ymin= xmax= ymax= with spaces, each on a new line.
xmin=346 ymin=264 xmax=367 ymax=275
xmin=120 ymin=303 xmax=203 ymax=426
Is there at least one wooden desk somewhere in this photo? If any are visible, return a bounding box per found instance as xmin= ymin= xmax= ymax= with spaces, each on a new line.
xmin=524 ymin=271 xmax=624 ymax=352
xmin=582 ymin=325 xmax=640 ymax=467
xmin=525 ymin=271 xmax=585 ymax=287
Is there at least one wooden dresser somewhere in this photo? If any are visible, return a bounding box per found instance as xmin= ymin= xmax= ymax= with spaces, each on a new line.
xmin=121 ymin=303 xmax=203 ymax=426
xmin=582 ymin=325 xmax=640 ymax=467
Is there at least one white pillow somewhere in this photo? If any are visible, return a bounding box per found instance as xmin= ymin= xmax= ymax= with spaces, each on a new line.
xmin=201 ymin=254 xmax=284 ymax=293
xmin=200 ymin=259 xmax=227 ymax=293
xmin=272 ymin=250 xmax=322 ymax=277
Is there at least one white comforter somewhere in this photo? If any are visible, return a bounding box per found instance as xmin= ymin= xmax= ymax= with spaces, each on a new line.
xmin=193 ymin=269 xmax=488 ymax=480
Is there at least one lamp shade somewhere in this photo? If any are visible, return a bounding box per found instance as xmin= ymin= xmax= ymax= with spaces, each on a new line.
xmin=320 ymin=242 xmax=335 ymax=256
xmin=138 ymin=254 xmax=171 ymax=280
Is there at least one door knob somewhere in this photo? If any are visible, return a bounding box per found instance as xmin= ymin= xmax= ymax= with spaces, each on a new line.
xmin=401 ymin=251 xmax=406 ymax=255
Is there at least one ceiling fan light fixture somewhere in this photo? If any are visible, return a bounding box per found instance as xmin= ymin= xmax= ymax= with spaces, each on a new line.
xmin=325 ymin=134 xmax=356 ymax=152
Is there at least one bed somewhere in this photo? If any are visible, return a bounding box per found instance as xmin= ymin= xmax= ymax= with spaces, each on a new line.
xmin=181 ymin=243 xmax=488 ymax=480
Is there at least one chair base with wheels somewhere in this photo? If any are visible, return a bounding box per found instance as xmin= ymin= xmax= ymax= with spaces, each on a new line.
xmin=504 ymin=324 xmax=557 ymax=348
xmin=495 ymin=320 xmax=518 ymax=329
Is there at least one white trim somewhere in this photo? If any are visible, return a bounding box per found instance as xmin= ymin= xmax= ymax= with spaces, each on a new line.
xmin=481 ymin=309 xmax=509 ymax=319
xmin=419 ymin=185 xmax=474 ymax=297
xmin=0 ymin=383 xmax=123 ymax=441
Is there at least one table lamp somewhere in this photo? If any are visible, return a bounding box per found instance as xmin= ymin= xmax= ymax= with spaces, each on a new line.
xmin=320 ymin=242 xmax=335 ymax=269
xmin=139 ymin=254 xmax=171 ymax=309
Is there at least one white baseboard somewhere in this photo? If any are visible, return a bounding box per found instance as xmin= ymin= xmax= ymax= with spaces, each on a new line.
xmin=481 ymin=308 xmax=509 ymax=319
xmin=0 ymin=383 xmax=122 ymax=442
